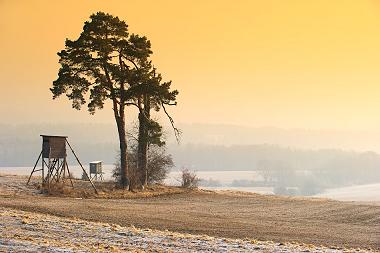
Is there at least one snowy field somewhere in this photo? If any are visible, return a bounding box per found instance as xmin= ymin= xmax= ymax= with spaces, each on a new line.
xmin=314 ymin=183 xmax=380 ymax=202
xmin=0 ymin=208 xmax=371 ymax=253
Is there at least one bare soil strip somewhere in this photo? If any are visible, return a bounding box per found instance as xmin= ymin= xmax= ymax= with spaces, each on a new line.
xmin=0 ymin=175 xmax=379 ymax=250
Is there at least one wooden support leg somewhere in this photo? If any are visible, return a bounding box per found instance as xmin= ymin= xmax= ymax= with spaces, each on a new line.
xmin=27 ymin=151 xmax=42 ymax=185
xmin=58 ymin=160 xmax=65 ymax=183
xmin=66 ymin=162 xmax=74 ymax=187
xmin=42 ymin=157 xmax=45 ymax=185
xmin=66 ymin=140 xmax=98 ymax=194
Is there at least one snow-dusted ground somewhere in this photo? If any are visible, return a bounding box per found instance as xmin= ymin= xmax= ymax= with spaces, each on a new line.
xmin=315 ymin=183 xmax=380 ymax=202
xmin=0 ymin=208 xmax=371 ymax=253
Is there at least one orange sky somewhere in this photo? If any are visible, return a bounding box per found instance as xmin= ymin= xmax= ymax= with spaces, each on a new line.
xmin=1 ymin=0 xmax=380 ymax=130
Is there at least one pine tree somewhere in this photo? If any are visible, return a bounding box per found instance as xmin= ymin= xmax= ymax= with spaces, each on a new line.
xmin=51 ymin=12 xmax=153 ymax=188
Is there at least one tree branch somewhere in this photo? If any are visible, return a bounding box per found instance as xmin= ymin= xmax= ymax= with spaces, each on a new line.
xmin=161 ymin=102 xmax=181 ymax=143
xmin=126 ymin=131 xmax=139 ymax=142
xmin=121 ymin=55 xmax=139 ymax=69
xmin=126 ymin=102 xmax=139 ymax=108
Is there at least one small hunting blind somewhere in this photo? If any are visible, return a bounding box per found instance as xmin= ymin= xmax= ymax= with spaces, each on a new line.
xmin=27 ymin=135 xmax=98 ymax=194
xmin=89 ymin=161 xmax=103 ymax=180
xmin=90 ymin=161 xmax=102 ymax=174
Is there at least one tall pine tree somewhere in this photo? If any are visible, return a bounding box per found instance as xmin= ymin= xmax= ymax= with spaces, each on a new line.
xmin=51 ymin=12 xmax=154 ymax=188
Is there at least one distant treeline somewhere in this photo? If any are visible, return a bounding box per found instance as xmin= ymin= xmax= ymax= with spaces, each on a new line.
xmin=171 ymin=143 xmax=380 ymax=172
xmin=1 ymin=123 xmax=380 ymax=191
xmin=170 ymin=144 xmax=380 ymax=191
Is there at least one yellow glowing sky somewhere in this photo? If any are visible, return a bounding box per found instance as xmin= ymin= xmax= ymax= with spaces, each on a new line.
xmin=1 ymin=0 xmax=380 ymax=130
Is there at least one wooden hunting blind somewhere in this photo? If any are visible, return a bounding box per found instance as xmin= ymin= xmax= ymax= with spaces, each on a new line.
xmin=27 ymin=135 xmax=97 ymax=193
xmin=89 ymin=161 xmax=103 ymax=180
xmin=42 ymin=135 xmax=67 ymax=158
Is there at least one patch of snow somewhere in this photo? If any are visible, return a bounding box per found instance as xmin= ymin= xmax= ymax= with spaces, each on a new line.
xmin=314 ymin=183 xmax=380 ymax=202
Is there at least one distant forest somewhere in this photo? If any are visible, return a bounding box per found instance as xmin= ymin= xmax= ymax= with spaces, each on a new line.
xmin=1 ymin=123 xmax=380 ymax=194
xmin=175 ymin=143 xmax=380 ymax=194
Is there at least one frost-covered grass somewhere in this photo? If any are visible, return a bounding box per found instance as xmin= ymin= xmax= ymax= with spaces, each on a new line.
xmin=0 ymin=208 xmax=374 ymax=253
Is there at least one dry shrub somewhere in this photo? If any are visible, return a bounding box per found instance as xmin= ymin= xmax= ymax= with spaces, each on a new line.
xmin=40 ymin=181 xmax=92 ymax=197
xmin=181 ymin=169 xmax=200 ymax=189
xmin=113 ymin=145 xmax=173 ymax=190
xmin=126 ymin=166 xmax=142 ymax=190
xmin=40 ymin=182 xmax=65 ymax=195
xmin=146 ymin=145 xmax=174 ymax=184
xmin=35 ymin=178 xmax=189 ymax=199
xmin=113 ymin=160 xmax=140 ymax=190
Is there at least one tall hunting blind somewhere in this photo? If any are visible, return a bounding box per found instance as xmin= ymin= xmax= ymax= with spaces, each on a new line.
xmin=42 ymin=135 xmax=66 ymax=158
xmin=27 ymin=135 xmax=97 ymax=193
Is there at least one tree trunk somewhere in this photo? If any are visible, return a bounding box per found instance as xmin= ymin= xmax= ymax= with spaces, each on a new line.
xmin=137 ymin=112 xmax=149 ymax=186
xmin=116 ymin=116 xmax=129 ymax=189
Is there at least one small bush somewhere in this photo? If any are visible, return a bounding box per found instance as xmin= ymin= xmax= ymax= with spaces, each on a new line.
xmin=146 ymin=145 xmax=174 ymax=184
xmin=181 ymin=169 xmax=200 ymax=189
xmin=113 ymin=145 xmax=174 ymax=189
xmin=113 ymin=150 xmax=144 ymax=190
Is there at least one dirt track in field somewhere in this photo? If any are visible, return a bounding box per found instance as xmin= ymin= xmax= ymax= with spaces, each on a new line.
xmin=1 ymin=175 xmax=379 ymax=250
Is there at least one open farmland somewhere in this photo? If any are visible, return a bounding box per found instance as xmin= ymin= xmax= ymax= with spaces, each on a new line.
xmin=0 ymin=175 xmax=379 ymax=251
